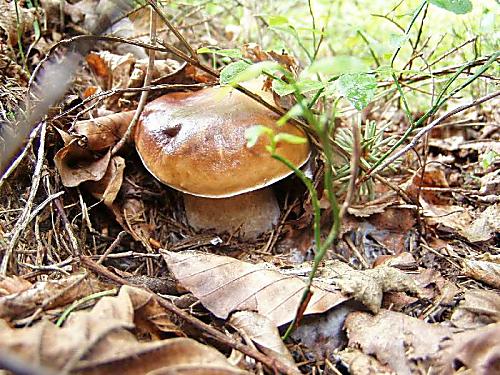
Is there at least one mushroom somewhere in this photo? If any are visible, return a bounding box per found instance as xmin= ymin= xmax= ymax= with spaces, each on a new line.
xmin=134 ymin=83 xmax=310 ymax=239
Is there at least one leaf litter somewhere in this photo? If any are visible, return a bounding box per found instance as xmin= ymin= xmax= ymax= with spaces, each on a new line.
xmin=0 ymin=0 xmax=499 ymax=374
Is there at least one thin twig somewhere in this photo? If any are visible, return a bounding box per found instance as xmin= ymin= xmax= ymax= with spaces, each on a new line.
xmin=369 ymin=90 xmax=499 ymax=177
xmin=112 ymin=4 xmax=157 ymax=155
xmin=147 ymin=0 xmax=197 ymax=58
xmin=53 ymin=197 xmax=80 ymax=259
xmin=339 ymin=117 xmax=361 ymax=220
xmin=1 ymin=122 xmax=47 ymax=276
xmin=97 ymin=231 xmax=127 ymax=265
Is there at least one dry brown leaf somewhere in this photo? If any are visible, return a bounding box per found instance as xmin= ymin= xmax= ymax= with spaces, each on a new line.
xmin=437 ymin=323 xmax=500 ymax=375
xmin=129 ymin=59 xmax=181 ymax=88
xmin=0 ymin=285 xmax=245 ymax=375
xmin=0 ymin=1 xmax=35 ymax=47
xmin=230 ymin=311 xmax=299 ymax=374
xmin=460 ymin=204 xmax=500 ymax=242
xmin=112 ymin=180 xmax=152 ymax=243
xmin=345 ymin=310 xmax=454 ymax=375
xmin=412 ymin=268 xmax=460 ymax=304
xmin=463 ymin=255 xmax=500 ymax=289
xmin=54 ymin=141 xmax=111 ymax=187
xmin=162 ymin=250 xmax=348 ymax=327
xmin=84 ymin=155 xmax=126 ymax=206
xmin=86 ymin=52 xmax=110 ymax=78
xmin=92 ymin=51 xmax=135 ymax=91
xmin=406 ymin=167 xmax=450 ymax=205
xmin=451 ymin=289 xmax=500 ymax=329
xmin=72 ymin=111 xmax=134 ymax=151
xmin=0 ymin=276 xmax=32 ymax=297
xmin=421 ymin=201 xmax=473 ymax=235
xmin=0 ymin=274 xmax=105 ymax=321
xmin=347 ymin=197 xmax=398 ymax=218
xmin=320 ymin=261 xmax=420 ymax=313
xmin=337 ymin=348 xmax=394 ymax=375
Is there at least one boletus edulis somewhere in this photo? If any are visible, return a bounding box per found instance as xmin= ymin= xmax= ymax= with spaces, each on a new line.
xmin=135 ymin=83 xmax=310 ymax=239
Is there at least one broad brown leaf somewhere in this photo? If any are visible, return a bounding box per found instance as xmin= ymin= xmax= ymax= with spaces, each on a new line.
xmin=345 ymin=310 xmax=454 ymax=375
xmin=0 ymin=274 xmax=105 ymax=321
xmin=437 ymin=323 xmax=500 ymax=375
xmin=162 ymin=250 xmax=348 ymax=327
xmin=0 ymin=285 xmax=245 ymax=375
xmin=230 ymin=311 xmax=299 ymax=373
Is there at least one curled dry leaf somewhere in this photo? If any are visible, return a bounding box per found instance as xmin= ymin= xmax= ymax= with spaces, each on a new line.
xmin=162 ymin=250 xmax=348 ymax=327
xmin=0 ymin=285 xmax=245 ymax=375
xmin=451 ymin=289 xmax=500 ymax=329
xmin=412 ymin=268 xmax=460 ymax=304
xmin=129 ymin=58 xmax=182 ymax=88
xmin=89 ymin=51 xmax=135 ymax=92
xmin=460 ymin=204 xmax=500 ymax=242
xmin=0 ymin=276 xmax=32 ymax=297
xmin=54 ymin=140 xmax=111 ymax=187
xmin=463 ymin=254 xmax=500 ymax=289
xmin=320 ymin=260 xmax=420 ymax=313
xmin=72 ymin=111 xmax=134 ymax=151
xmin=84 ymin=155 xmax=126 ymax=206
xmin=110 ymin=180 xmax=151 ymax=243
xmin=230 ymin=311 xmax=300 ymax=374
xmin=347 ymin=196 xmax=398 ymax=218
xmin=345 ymin=310 xmax=454 ymax=375
xmin=437 ymin=323 xmax=500 ymax=375
xmin=0 ymin=274 xmax=105 ymax=321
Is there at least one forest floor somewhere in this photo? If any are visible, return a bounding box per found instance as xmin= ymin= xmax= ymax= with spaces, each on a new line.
xmin=0 ymin=1 xmax=499 ymax=374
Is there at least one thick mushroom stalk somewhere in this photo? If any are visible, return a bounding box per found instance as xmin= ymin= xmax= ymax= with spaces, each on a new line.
xmin=135 ymin=81 xmax=310 ymax=239
xmin=184 ymin=188 xmax=280 ymax=239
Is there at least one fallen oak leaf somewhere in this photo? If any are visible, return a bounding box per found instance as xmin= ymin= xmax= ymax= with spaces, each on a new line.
xmin=162 ymin=250 xmax=348 ymax=327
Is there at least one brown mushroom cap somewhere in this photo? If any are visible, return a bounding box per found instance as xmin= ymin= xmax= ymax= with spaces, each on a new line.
xmin=135 ymin=84 xmax=310 ymax=198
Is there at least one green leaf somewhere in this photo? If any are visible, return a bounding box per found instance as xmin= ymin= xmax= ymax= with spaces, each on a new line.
xmin=308 ymin=56 xmax=368 ymax=76
xmin=220 ymin=61 xmax=252 ymax=85
xmin=245 ymin=125 xmax=274 ymax=148
xmin=197 ymin=47 xmax=242 ymax=59
xmin=337 ymin=73 xmax=377 ymax=111
xmin=274 ymin=132 xmax=308 ymax=145
xmin=430 ymin=0 xmax=472 ymax=14
xmin=272 ymin=79 xmax=324 ymax=97
xmin=481 ymin=150 xmax=499 ymax=169
xmin=268 ymin=15 xmax=289 ymax=26
xmin=228 ymin=61 xmax=282 ymax=85
xmin=277 ymin=103 xmax=304 ymax=126
xmin=273 ymin=79 xmax=325 ymax=96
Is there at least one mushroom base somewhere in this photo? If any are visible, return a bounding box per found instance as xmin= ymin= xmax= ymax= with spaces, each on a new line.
xmin=183 ymin=188 xmax=281 ymax=239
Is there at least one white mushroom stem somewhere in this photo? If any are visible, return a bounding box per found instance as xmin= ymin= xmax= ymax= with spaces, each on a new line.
xmin=183 ymin=188 xmax=281 ymax=239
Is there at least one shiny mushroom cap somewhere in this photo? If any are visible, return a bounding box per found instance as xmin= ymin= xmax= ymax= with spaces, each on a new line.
xmin=135 ymin=84 xmax=310 ymax=198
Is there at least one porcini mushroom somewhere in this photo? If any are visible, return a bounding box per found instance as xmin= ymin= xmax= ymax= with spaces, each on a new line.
xmin=135 ymin=83 xmax=310 ymax=239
